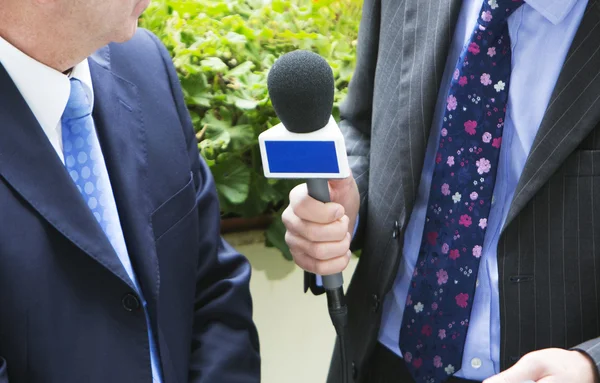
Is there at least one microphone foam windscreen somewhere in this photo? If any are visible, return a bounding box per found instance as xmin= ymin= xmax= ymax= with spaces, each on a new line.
xmin=267 ymin=50 xmax=335 ymax=134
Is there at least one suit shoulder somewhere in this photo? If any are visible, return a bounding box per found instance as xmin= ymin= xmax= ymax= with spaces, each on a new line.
xmin=102 ymin=28 xmax=170 ymax=79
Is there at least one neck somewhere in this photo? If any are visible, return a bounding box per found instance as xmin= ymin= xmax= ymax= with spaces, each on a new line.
xmin=0 ymin=8 xmax=97 ymax=72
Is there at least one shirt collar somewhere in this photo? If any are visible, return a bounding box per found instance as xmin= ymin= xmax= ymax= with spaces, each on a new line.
xmin=524 ymin=0 xmax=581 ymax=25
xmin=0 ymin=36 xmax=94 ymax=139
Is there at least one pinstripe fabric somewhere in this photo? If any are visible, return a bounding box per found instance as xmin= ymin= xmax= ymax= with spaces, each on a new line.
xmin=498 ymin=0 xmax=600 ymax=370
xmin=319 ymin=1 xmax=600 ymax=382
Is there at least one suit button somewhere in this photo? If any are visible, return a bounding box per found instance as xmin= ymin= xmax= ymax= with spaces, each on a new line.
xmin=122 ymin=293 xmax=141 ymax=312
xmin=371 ymin=294 xmax=380 ymax=312
xmin=352 ymin=361 xmax=358 ymax=380
xmin=392 ymin=221 xmax=400 ymax=239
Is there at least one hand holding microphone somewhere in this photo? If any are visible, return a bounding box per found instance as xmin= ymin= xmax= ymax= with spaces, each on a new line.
xmin=261 ymin=50 xmax=360 ymax=278
xmin=260 ymin=50 xmax=360 ymax=280
xmin=259 ymin=50 xmax=359 ymax=383
xmin=283 ymin=178 xmax=359 ymax=276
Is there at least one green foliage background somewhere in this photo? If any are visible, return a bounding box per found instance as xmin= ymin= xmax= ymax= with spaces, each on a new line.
xmin=140 ymin=0 xmax=362 ymax=258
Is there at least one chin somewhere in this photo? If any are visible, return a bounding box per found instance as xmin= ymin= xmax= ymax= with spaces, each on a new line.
xmin=111 ymin=22 xmax=139 ymax=43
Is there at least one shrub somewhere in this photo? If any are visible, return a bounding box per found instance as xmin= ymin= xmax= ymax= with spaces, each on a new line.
xmin=140 ymin=0 xmax=362 ymax=258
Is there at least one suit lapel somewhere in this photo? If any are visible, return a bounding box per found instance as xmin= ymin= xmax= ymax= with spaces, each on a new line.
xmin=503 ymin=0 xmax=600 ymax=230
xmin=89 ymin=47 xmax=160 ymax=309
xmin=0 ymin=63 xmax=135 ymax=290
xmin=398 ymin=0 xmax=463 ymax=224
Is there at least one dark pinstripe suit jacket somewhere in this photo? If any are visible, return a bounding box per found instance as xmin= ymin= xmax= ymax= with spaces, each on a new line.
xmin=305 ymin=0 xmax=600 ymax=381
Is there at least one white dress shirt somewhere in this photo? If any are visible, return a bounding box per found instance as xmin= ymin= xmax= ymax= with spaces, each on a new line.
xmin=0 ymin=36 xmax=93 ymax=163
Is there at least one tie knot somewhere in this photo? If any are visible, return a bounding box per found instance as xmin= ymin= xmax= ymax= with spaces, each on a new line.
xmin=62 ymin=78 xmax=92 ymax=122
xmin=479 ymin=0 xmax=525 ymax=30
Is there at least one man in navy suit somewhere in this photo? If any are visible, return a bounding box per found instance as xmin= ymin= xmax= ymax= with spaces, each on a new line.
xmin=0 ymin=0 xmax=260 ymax=382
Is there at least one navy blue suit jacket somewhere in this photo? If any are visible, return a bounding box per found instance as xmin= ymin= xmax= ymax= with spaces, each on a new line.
xmin=0 ymin=29 xmax=260 ymax=382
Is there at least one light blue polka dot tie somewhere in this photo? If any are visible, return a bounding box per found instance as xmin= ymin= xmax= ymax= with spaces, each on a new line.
xmin=61 ymin=78 xmax=162 ymax=383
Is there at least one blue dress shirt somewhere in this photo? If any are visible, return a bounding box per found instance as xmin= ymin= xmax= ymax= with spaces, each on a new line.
xmin=377 ymin=0 xmax=588 ymax=380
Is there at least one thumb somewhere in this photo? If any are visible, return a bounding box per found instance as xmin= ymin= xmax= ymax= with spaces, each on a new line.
xmin=328 ymin=169 xmax=357 ymax=198
xmin=327 ymin=175 xmax=360 ymax=217
xmin=328 ymin=176 xmax=355 ymax=192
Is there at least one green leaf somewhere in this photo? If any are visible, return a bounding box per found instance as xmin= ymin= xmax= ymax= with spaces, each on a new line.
xmin=202 ymin=110 xmax=231 ymax=130
xmin=200 ymin=57 xmax=228 ymax=72
xmin=201 ymin=112 xmax=255 ymax=152
xmin=229 ymin=95 xmax=258 ymax=110
xmin=224 ymin=31 xmax=248 ymax=45
xmin=226 ymin=61 xmax=255 ymax=78
xmin=220 ymin=173 xmax=273 ymax=217
xmin=211 ymin=157 xmax=251 ymax=204
xmin=190 ymin=96 xmax=212 ymax=108
xmin=142 ymin=0 xmax=363 ymax=223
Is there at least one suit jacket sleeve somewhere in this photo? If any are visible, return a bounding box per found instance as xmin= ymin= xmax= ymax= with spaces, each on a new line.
xmin=146 ymin=30 xmax=260 ymax=383
xmin=304 ymin=0 xmax=381 ymax=295
xmin=572 ymin=339 xmax=600 ymax=379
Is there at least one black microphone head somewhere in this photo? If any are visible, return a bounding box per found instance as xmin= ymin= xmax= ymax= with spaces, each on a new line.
xmin=267 ymin=50 xmax=334 ymax=134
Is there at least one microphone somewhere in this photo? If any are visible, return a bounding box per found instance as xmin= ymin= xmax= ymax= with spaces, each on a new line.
xmin=260 ymin=50 xmax=350 ymax=290
xmin=259 ymin=50 xmax=350 ymax=383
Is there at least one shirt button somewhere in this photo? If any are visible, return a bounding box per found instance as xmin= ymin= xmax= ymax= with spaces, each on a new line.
xmin=476 ymin=279 xmax=480 ymax=287
xmin=471 ymin=357 xmax=482 ymax=369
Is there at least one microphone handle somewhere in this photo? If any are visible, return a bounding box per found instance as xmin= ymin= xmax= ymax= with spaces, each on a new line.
xmin=307 ymin=179 xmax=349 ymax=383
xmin=306 ymin=179 xmax=344 ymax=290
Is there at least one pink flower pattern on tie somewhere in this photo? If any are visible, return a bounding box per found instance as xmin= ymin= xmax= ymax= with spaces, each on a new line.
xmin=399 ymin=1 xmax=524 ymax=382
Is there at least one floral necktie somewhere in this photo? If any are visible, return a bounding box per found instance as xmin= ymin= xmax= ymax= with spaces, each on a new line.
xmin=399 ymin=1 xmax=524 ymax=382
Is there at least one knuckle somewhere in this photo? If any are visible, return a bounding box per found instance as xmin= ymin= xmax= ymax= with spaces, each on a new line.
xmin=329 ymin=205 xmax=343 ymax=222
xmin=311 ymin=243 xmax=327 ymax=260
xmin=284 ymin=230 xmax=291 ymax=243
xmin=336 ymin=218 xmax=350 ymax=239
xmin=328 ymin=211 xmax=338 ymax=223
xmin=341 ymin=214 xmax=350 ymax=226
xmin=343 ymin=233 xmax=352 ymax=248
xmin=520 ymin=352 xmax=536 ymax=363
xmin=281 ymin=206 xmax=293 ymax=226
xmin=337 ymin=253 xmax=351 ymax=270
xmin=290 ymin=250 xmax=302 ymax=263
xmin=322 ymin=257 xmax=347 ymax=275
xmin=314 ymin=261 xmax=329 ymax=276
xmin=284 ymin=231 xmax=297 ymax=249
xmin=304 ymin=224 xmax=318 ymax=242
xmin=289 ymin=185 xmax=309 ymax=209
xmin=292 ymin=253 xmax=310 ymax=271
xmin=289 ymin=183 xmax=305 ymax=198
xmin=290 ymin=251 xmax=316 ymax=273
xmin=308 ymin=257 xmax=320 ymax=274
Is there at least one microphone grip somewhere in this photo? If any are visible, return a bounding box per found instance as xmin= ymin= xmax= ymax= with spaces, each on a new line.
xmin=306 ymin=179 xmax=344 ymax=290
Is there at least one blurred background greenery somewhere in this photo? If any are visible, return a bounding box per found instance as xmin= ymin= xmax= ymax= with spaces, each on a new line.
xmin=140 ymin=0 xmax=362 ymax=258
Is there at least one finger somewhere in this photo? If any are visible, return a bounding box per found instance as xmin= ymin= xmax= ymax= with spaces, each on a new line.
xmin=282 ymin=208 xmax=350 ymax=242
xmin=483 ymin=355 xmax=545 ymax=383
xmin=289 ymin=184 xmax=344 ymax=224
xmin=328 ymin=175 xmax=356 ymax=199
xmin=291 ymin=248 xmax=351 ymax=275
xmin=537 ymin=378 xmax=558 ymax=383
xmin=285 ymin=231 xmax=351 ymax=261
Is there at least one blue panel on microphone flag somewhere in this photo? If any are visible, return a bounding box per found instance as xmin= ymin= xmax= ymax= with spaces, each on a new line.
xmin=265 ymin=141 xmax=339 ymax=173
